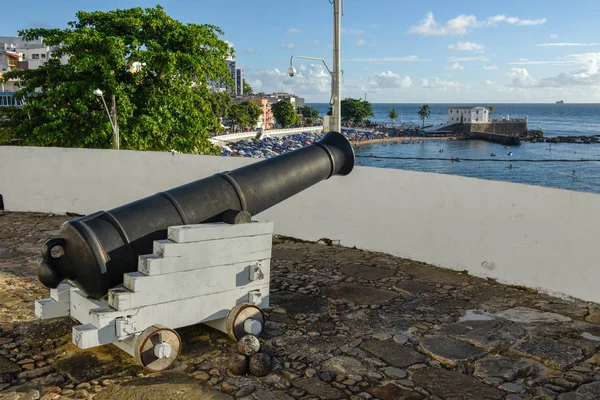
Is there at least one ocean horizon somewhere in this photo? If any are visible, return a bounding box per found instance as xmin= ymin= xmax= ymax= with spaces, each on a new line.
xmin=307 ymin=102 xmax=600 ymax=138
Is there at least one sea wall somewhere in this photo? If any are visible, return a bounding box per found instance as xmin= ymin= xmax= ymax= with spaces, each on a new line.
xmin=2 ymin=145 xmax=600 ymax=303
xmin=468 ymin=121 xmax=528 ymax=136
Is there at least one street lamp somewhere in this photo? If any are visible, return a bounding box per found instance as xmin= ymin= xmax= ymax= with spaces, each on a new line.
xmin=93 ymin=88 xmax=119 ymax=150
xmin=288 ymin=0 xmax=342 ymax=133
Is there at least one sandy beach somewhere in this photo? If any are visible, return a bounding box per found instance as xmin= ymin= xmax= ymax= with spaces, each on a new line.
xmin=352 ymin=136 xmax=457 ymax=147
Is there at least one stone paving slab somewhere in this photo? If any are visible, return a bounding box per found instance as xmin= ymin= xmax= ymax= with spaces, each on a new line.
xmin=366 ymin=383 xmax=424 ymax=400
xmin=439 ymin=319 xmax=529 ymax=351
xmin=338 ymin=264 xmax=396 ymax=281
xmin=420 ymin=336 xmax=487 ymax=367
xmin=291 ymin=377 xmax=347 ymax=399
xmin=1 ymin=212 xmax=600 ymax=400
xmin=360 ymin=340 xmax=426 ymax=368
xmin=511 ymin=336 xmax=585 ymax=370
xmin=322 ymin=283 xmax=398 ymax=305
xmin=557 ymin=381 xmax=600 ymax=399
xmin=411 ymin=368 xmax=505 ymax=399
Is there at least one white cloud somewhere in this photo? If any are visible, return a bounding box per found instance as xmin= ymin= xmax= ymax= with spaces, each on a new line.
xmin=421 ymin=78 xmax=468 ymax=89
xmin=355 ymin=39 xmax=376 ymax=47
xmin=408 ymin=12 xmax=476 ymax=36
xmin=408 ymin=12 xmax=545 ymax=36
xmin=282 ymin=42 xmax=296 ymax=49
xmin=448 ymin=41 xmax=484 ymax=52
xmin=341 ymin=28 xmax=365 ymax=35
xmin=484 ymin=65 xmax=498 ymax=70
xmin=447 ymin=62 xmax=464 ymax=70
xmin=245 ymin=64 xmax=332 ymax=95
xmin=448 ymin=56 xmax=490 ymax=62
xmin=485 ymin=80 xmax=496 ymax=85
xmin=368 ymin=71 xmax=413 ymax=89
xmin=486 ymin=15 xmax=546 ymax=26
xmin=507 ymin=68 xmax=535 ymax=87
xmin=287 ymin=28 xmax=301 ymax=34
xmin=311 ymin=40 xmax=320 ymax=45
xmin=549 ymin=33 xmax=559 ymax=39
xmin=508 ymin=60 xmax=576 ymax=65
xmin=534 ymin=53 xmax=600 ymax=87
xmin=537 ymin=43 xmax=600 ymax=47
xmin=245 ymin=48 xmax=256 ymax=54
xmin=344 ymin=55 xmax=430 ymax=63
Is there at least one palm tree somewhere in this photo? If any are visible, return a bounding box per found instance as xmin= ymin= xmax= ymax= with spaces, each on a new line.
xmin=488 ymin=105 xmax=495 ymax=117
xmin=418 ymin=104 xmax=431 ymax=128
xmin=388 ymin=108 xmax=398 ymax=126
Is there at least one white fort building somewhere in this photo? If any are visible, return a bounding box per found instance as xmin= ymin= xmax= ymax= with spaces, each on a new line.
xmin=448 ymin=106 xmax=489 ymax=123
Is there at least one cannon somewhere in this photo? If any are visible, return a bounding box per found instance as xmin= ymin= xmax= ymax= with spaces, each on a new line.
xmin=34 ymin=131 xmax=354 ymax=371
xmin=38 ymin=131 xmax=354 ymax=298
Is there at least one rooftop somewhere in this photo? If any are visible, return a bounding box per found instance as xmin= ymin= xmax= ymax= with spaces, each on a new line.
xmin=1 ymin=211 xmax=599 ymax=399
xmin=448 ymin=106 xmax=487 ymax=110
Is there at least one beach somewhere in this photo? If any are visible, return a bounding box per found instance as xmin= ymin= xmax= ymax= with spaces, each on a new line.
xmin=352 ymin=136 xmax=455 ymax=147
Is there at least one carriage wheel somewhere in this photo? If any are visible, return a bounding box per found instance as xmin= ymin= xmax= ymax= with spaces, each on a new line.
xmin=134 ymin=324 xmax=182 ymax=372
xmin=225 ymin=303 xmax=266 ymax=341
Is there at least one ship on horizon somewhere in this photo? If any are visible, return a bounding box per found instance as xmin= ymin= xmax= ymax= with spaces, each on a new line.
xmin=556 ymin=100 xmax=565 ymax=104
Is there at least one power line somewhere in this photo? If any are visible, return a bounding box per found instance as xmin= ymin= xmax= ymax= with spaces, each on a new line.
xmin=355 ymin=155 xmax=600 ymax=163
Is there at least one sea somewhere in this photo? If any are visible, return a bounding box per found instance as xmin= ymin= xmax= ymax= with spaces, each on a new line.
xmin=307 ymin=103 xmax=600 ymax=194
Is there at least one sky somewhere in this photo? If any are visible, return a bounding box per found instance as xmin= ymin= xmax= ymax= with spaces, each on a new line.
xmin=3 ymin=0 xmax=600 ymax=103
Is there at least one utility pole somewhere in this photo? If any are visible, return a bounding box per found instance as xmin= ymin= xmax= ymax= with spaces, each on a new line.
xmin=332 ymin=0 xmax=342 ymax=133
xmin=111 ymin=95 xmax=119 ymax=150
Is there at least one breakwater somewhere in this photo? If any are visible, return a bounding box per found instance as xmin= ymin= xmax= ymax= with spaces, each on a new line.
xmin=521 ymin=130 xmax=600 ymax=144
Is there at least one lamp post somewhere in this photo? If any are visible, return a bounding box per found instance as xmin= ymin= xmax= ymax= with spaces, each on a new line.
xmin=287 ymin=0 xmax=341 ymax=133
xmin=93 ymin=89 xmax=119 ymax=150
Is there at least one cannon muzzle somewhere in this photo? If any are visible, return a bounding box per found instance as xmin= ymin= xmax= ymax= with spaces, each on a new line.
xmin=38 ymin=131 xmax=354 ymax=298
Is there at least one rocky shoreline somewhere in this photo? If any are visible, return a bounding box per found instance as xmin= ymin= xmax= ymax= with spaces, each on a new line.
xmin=521 ymin=130 xmax=600 ymax=144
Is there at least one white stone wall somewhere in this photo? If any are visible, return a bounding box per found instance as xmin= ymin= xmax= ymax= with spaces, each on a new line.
xmin=1 ymin=146 xmax=599 ymax=303
xmin=448 ymin=108 xmax=489 ymax=123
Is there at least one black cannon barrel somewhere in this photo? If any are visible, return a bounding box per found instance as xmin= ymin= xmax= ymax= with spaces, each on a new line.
xmin=38 ymin=131 xmax=354 ymax=298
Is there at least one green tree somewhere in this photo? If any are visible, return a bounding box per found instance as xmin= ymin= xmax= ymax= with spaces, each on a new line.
xmin=0 ymin=6 xmax=232 ymax=154
xmin=488 ymin=105 xmax=495 ymax=118
xmin=243 ymin=79 xmax=253 ymax=95
xmin=271 ymin=100 xmax=299 ymax=128
xmin=299 ymin=106 xmax=320 ymax=125
xmin=327 ymin=98 xmax=374 ymax=126
xmin=208 ymin=91 xmax=232 ymax=120
xmin=227 ymin=101 xmax=262 ymax=131
xmin=388 ymin=108 xmax=398 ymax=125
xmin=418 ymin=104 xmax=431 ymax=128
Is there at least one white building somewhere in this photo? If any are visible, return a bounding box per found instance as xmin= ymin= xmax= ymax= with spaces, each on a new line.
xmin=448 ymin=106 xmax=489 ymax=124
xmin=206 ymin=60 xmax=244 ymax=95
xmin=0 ymin=36 xmax=68 ymax=71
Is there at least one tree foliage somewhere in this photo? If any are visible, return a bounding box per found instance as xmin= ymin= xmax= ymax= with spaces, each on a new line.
xmin=328 ymin=98 xmax=374 ymax=125
xmin=340 ymin=98 xmax=374 ymax=125
xmin=208 ymin=91 xmax=232 ymax=120
xmin=227 ymin=101 xmax=262 ymax=131
xmin=418 ymin=104 xmax=431 ymax=128
xmin=388 ymin=108 xmax=398 ymax=124
xmin=243 ymin=79 xmax=253 ymax=95
xmin=0 ymin=6 xmax=233 ymax=154
xmin=271 ymin=100 xmax=298 ymax=128
xmin=299 ymin=106 xmax=320 ymax=125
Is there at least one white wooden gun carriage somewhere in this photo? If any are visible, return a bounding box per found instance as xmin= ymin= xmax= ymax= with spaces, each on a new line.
xmin=35 ymin=220 xmax=272 ymax=372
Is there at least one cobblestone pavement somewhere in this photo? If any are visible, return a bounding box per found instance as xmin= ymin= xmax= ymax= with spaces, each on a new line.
xmin=1 ymin=211 xmax=600 ymax=400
